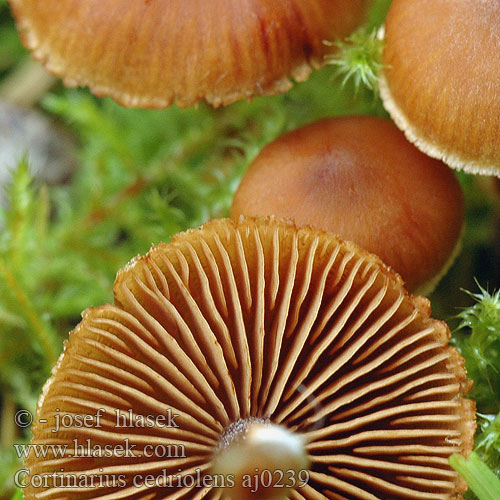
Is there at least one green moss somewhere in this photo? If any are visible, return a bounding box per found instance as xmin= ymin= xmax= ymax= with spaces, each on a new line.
xmin=0 ymin=0 xmax=499 ymax=497
xmin=454 ymin=285 xmax=500 ymax=412
xmin=325 ymin=27 xmax=384 ymax=94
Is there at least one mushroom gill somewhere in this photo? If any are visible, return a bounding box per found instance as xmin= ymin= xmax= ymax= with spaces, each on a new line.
xmin=24 ymin=217 xmax=475 ymax=500
xmin=7 ymin=0 xmax=368 ymax=108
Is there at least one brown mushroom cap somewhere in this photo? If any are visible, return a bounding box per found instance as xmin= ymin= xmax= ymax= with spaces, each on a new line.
xmin=230 ymin=116 xmax=465 ymax=294
xmin=25 ymin=217 xmax=474 ymax=500
xmin=379 ymin=0 xmax=500 ymax=177
xmin=7 ymin=0 xmax=368 ymax=108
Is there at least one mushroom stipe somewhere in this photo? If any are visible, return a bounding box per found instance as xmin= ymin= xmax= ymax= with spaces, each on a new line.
xmin=25 ymin=217 xmax=475 ymax=500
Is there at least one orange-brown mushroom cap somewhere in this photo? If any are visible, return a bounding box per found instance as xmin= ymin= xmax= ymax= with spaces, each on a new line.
xmin=379 ymin=0 xmax=500 ymax=177
xmin=25 ymin=218 xmax=474 ymax=500
xmin=230 ymin=116 xmax=465 ymax=294
xmin=7 ymin=0 xmax=369 ymax=108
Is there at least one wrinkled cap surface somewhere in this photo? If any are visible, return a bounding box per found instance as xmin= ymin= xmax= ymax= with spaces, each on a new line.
xmin=380 ymin=0 xmax=500 ymax=177
xmin=8 ymin=0 xmax=368 ymax=108
xmin=25 ymin=217 xmax=475 ymax=499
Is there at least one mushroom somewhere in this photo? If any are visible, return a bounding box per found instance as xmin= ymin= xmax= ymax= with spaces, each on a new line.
xmin=7 ymin=0 xmax=369 ymax=108
xmin=379 ymin=0 xmax=500 ymax=177
xmin=230 ymin=116 xmax=465 ymax=294
xmin=24 ymin=217 xmax=475 ymax=500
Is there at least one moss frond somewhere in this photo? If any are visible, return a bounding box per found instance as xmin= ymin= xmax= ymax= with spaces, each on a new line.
xmin=325 ymin=27 xmax=384 ymax=94
xmin=453 ymin=283 xmax=500 ymax=412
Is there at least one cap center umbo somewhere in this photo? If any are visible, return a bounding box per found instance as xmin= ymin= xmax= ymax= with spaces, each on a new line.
xmin=211 ymin=418 xmax=310 ymax=500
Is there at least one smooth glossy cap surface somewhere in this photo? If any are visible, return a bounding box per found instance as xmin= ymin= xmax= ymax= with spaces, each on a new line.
xmin=8 ymin=0 xmax=368 ymax=108
xmin=231 ymin=117 xmax=465 ymax=294
xmin=25 ymin=217 xmax=474 ymax=499
xmin=380 ymin=0 xmax=500 ymax=177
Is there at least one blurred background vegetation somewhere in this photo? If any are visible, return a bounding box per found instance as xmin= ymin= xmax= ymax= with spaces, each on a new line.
xmin=0 ymin=0 xmax=498 ymax=498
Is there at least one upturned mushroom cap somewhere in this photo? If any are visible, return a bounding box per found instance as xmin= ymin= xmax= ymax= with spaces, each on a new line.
xmin=25 ymin=217 xmax=474 ymax=500
xmin=230 ymin=116 xmax=465 ymax=294
xmin=7 ymin=0 xmax=369 ymax=108
xmin=379 ymin=0 xmax=500 ymax=177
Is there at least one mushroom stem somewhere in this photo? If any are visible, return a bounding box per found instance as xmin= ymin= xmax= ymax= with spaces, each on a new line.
xmin=212 ymin=419 xmax=310 ymax=500
xmin=0 ymin=57 xmax=56 ymax=107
